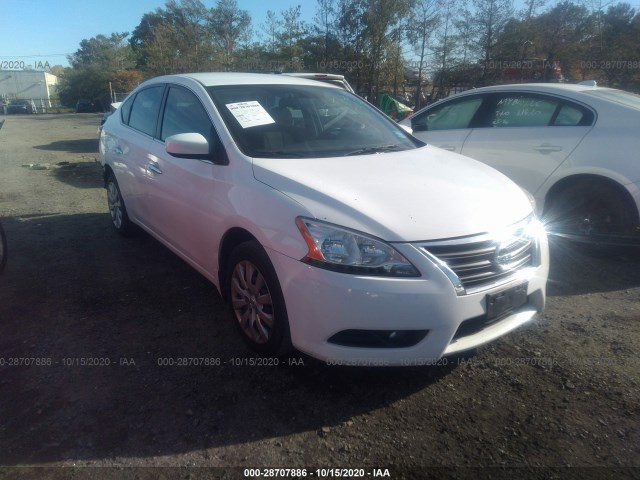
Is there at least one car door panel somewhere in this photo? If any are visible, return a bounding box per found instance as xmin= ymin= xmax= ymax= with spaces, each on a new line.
xmin=461 ymin=126 xmax=592 ymax=194
xmin=139 ymin=85 xmax=228 ymax=273
xmin=142 ymin=152 xmax=226 ymax=274
xmin=460 ymin=92 xmax=594 ymax=195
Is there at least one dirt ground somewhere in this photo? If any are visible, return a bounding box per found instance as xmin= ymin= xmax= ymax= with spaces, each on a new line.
xmin=0 ymin=114 xmax=639 ymax=480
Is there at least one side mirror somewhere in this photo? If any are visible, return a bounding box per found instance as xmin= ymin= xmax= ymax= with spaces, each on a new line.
xmin=412 ymin=123 xmax=428 ymax=132
xmin=165 ymin=133 xmax=210 ymax=158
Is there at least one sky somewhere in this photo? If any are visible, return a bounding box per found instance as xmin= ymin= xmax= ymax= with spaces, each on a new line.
xmin=0 ymin=0 xmax=317 ymax=69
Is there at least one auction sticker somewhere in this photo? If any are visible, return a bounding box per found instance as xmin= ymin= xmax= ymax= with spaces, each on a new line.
xmin=226 ymin=101 xmax=275 ymax=128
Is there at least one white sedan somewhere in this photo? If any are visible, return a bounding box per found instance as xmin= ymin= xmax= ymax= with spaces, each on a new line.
xmin=99 ymin=73 xmax=548 ymax=365
xmin=401 ymin=83 xmax=640 ymax=244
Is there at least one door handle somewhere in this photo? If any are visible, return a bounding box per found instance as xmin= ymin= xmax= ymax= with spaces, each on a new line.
xmin=534 ymin=144 xmax=562 ymax=153
xmin=147 ymin=163 xmax=162 ymax=174
xmin=113 ymin=146 xmax=123 ymax=155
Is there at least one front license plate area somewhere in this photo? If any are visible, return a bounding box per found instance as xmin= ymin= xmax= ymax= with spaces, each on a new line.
xmin=486 ymin=282 xmax=528 ymax=320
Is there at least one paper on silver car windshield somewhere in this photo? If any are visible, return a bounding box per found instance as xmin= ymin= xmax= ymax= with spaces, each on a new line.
xmin=226 ymin=101 xmax=275 ymax=128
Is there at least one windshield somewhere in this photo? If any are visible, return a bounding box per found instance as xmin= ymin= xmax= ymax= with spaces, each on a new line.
xmin=207 ymin=84 xmax=421 ymax=158
xmin=584 ymin=88 xmax=640 ymax=110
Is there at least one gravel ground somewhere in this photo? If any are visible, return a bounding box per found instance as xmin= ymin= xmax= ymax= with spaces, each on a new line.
xmin=0 ymin=114 xmax=639 ymax=480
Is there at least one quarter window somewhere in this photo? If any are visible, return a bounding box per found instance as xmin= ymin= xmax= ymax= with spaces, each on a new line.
xmin=128 ymin=86 xmax=164 ymax=136
xmin=553 ymin=104 xmax=585 ymax=126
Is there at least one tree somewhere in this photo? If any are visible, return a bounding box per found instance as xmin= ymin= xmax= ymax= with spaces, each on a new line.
xmin=361 ymin=0 xmax=412 ymax=101
xmin=408 ymin=0 xmax=440 ymax=108
xmin=522 ymin=0 xmax=546 ymax=20
xmin=69 ymin=33 xmax=135 ymax=71
xmin=209 ymin=0 xmax=251 ymax=71
xmin=592 ymin=3 xmax=640 ymax=88
xmin=534 ymin=1 xmax=593 ymax=81
xmin=433 ymin=0 xmax=456 ymax=96
xmin=262 ymin=10 xmax=281 ymax=56
xmin=314 ymin=0 xmax=338 ymax=63
xmin=472 ymin=0 xmax=514 ymax=79
xmin=280 ymin=6 xmax=308 ymax=68
xmin=57 ymin=65 xmax=110 ymax=109
xmin=60 ymin=33 xmax=138 ymax=110
xmin=129 ymin=0 xmax=214 ymax=75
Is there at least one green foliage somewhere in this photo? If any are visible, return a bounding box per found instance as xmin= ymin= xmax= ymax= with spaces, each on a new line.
xmin=60 ymin=0 xmax=640 ymax=108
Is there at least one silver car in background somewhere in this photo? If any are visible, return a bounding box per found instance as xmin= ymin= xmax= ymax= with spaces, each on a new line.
xmin=401 ymin=82 xmax=640 ymax=245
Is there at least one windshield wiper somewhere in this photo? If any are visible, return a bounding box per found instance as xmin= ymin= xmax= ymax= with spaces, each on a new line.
xmin=345 ymin=144 xmax=400 ymax=156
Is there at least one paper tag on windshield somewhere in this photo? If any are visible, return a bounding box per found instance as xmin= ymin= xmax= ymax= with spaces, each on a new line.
xmin=226 ymin=101 xmax=275 ymax=128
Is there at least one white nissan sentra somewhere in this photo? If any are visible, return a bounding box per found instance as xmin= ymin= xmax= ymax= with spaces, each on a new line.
xmin=99 ymin=73 xmax=549 ymax=366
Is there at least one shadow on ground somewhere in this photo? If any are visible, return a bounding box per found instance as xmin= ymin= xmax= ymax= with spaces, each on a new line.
xmin=34 ymin=139 xmax=99 ymax=154
xmin=1 ymin=214 xmax=638 ymax=464
xmin=546 ymin=236 xmax=640 ymax=296
xmin=0 ymin=213 xmax=454 ymax=465
xmin=50 ymin=161 xmax=104 ymax=189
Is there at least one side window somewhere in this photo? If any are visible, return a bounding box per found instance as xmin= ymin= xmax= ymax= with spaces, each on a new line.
xmin=489 ymin=94 xmax=558 ymax=128
xmin=160 ymin=86 xmax=213 ymax=141
xmin=128 ymin=86 xmax=164 ymax=136
xmin=412 ymin=97 xmax=483 ymax=131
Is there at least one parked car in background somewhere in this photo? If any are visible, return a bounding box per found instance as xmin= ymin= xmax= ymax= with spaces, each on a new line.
xmin=7 ymin=99 xmax=35 ymax=114
xmin=99 ymin=72 xmax=548 ymax=365
xmin=76 ymin=99 xmax=94 ymax=113
xmin=400 ymin=82 xmax=640 ymax=244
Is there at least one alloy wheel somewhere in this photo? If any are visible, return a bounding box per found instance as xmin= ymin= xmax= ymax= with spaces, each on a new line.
xmin=230 ymin=260 xmax=274 ymax=344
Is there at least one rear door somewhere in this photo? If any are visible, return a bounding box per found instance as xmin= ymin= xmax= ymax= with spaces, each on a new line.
xmin=112 ymin=84 xmax=166 ymax=226
xmin=460 ymin=92 xmax=595 ymax=195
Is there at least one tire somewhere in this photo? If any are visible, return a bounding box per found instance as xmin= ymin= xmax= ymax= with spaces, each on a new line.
xmin=226 ymin=240 xmax=292 ymax=356
xmin=0 ymin=222 xmax=7 ymax=273
xmin=544 ymin=180 xmax=638 ymax=248
xmin=106 ymin=172 xmax=135 ymax=236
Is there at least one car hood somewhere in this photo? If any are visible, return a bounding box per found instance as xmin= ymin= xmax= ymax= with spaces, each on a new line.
xmin=252 ymin=145 xmax=532 ymax=242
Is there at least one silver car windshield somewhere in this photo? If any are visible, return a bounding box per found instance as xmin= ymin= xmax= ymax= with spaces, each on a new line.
xmin=207 ymin=84 xmax=421 ymax=158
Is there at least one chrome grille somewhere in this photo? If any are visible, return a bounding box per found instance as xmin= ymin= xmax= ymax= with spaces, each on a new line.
xmin=423 ymin=236 xmax=534 ymax=291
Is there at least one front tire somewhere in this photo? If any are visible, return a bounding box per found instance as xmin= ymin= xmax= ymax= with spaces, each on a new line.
xmin=227 ymin=241 xmax=292 ymax=356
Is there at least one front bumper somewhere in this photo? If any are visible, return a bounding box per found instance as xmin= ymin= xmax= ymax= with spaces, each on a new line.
xmin=268 ymin=227 xmax=549 ymax=366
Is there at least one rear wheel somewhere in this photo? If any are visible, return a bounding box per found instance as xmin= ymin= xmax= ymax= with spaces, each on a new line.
xmin=227 ymin=241 xmax=292 ymax=356
xmin=106 ymin=172 xmax=135 ymax=236
xmin=544 ymin=180 xmax=638 ymax=248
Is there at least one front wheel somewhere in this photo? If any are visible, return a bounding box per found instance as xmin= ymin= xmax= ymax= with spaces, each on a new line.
xmin=226 ymin=241 xmax=292 ymax=356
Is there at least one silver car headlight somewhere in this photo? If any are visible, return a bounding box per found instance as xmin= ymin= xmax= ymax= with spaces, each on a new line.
xmin=295 ymin=217 xmax=420 ymax=277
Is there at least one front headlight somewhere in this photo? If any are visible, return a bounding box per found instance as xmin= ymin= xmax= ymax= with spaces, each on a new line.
xmin=295 ymin=217 xmax=420 ymax=277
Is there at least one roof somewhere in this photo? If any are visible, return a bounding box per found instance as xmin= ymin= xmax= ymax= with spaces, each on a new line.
xmin=461 ymin=82 xmax=614 ymax=95
xmin=148 ymin=72 xmax=339 ymax=88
